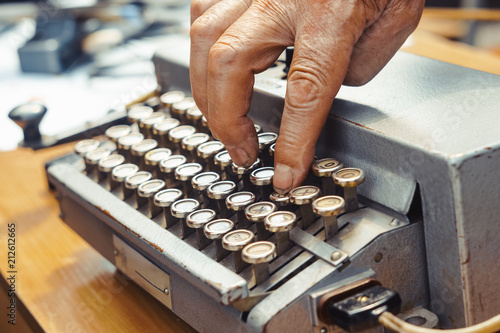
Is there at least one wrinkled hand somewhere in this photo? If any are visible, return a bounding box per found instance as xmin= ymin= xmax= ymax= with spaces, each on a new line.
xmin=190 ymin=0 xmax=424 ymax=193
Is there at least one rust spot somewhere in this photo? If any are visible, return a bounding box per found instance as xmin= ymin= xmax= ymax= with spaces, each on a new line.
xmin=332 ymin=115 xmax=384 ymax=135
xmin=98 ymin=207 xmax=118 ymax=222
xmin=485 ymin=147 xmax=491 ymax=150
xmin=96 ymin=206 xmax=141 ymax=237
xmin=144 ymin=239 xmax=164 ymax=253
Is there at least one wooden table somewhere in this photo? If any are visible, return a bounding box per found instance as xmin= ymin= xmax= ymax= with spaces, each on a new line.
xmin=0 ymin=144 xmax=196 ymax=333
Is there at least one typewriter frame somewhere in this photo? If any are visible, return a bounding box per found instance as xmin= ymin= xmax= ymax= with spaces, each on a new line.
xmin=47 ymin=33 xmax=500 ymax=332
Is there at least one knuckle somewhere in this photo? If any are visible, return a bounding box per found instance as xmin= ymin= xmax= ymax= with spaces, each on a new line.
xmin=208 ymin=41 xmax=240 ymax=71
xmin=190 ymin=0 xmax=210 ymax=22
xmin=190 ymin=15 xmax=218 ymax=42
xmin=286 ymin=69 xmax=325 ymax=111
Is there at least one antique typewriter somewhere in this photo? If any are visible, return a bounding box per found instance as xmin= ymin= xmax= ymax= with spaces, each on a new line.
xmin=45 ymin=34 xmax=500 ymax=333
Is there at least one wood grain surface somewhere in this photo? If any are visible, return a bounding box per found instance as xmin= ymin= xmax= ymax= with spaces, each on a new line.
xmin=0 ymin=144 xmax=196 ymax=333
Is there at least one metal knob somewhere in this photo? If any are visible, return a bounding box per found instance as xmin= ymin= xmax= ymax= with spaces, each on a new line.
xmin=245 ymin=201 xmax=276 ymax=240
xmin=223 ymin=229 xmax=255 ymax=273
xmin=8 ymin=103 xmax=47 ymax=147
xmin=152 ymin=118 xmax=180 ymax=148
xmin=159 ymin=155 xmax=186 ymax=187
xmin=265 ymin=211 xmax=296 ymax=255
xmin=171 ymin=198 xmax=200 ymax=239
xmin=250 ymin=167 xmax=274 ymax=200
xmin=160 ymin=91 xmax=185 ymax=111
xmin=153 ymin=188 xmax=183 ymax=228
xmin=75 ymin=139 xmax=100 ymax=156
xmin=332 ymin=168 xmax=365 ymax=213
xmin=105 ymin=125 xmax=131 ymax=143
xmin=312 ymin=195 xmax=345 ymax=240
xmin=226 ymin=191 xmax=255 ymax=229
xmin=197 ymin=141 xmax=225 ymax=172
xmin=124 ymin=171 xmax=152 ymax=209
xmin=214 ymin=150 xmax=232 ymax=180
xmin=186 ymin=209 xmax=216 ymax=249
xmin=144 ymin=148 xmax=171 ymax=178
xmin=204 ymin=219 xmax=234 ymax=261
xmin=84 ymin=147 xmax=111 ymax=181
xmin=312 ymin=158 xmax=343 ymax=195
xmin=138 ymin=179 xmax=166 ymax=218
xmin=140 ymin=112 xmax=165 ymax=139
xmin=269 ymin=192 xmax=291 ymax=210
xmin=290 ymin=185 xmax=321 ymax=229
xmin=207 ymin=181 xmax=237 ymax=218
xmin=242 ymin=241 xmax=276 ymax=285
xmin=111 ymin=163 xmax=139 ymax=199
xmin=175 ymin=163 xmax=203 ymax=198
xmin=97 ymin=154 xmax=125 ymax=189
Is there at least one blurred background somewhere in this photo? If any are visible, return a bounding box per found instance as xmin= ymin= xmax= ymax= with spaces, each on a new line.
xmin=0 ymin=0 xmax=499 ymax=151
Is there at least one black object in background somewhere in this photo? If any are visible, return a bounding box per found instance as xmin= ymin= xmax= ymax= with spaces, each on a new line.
xmin=18 ymin=13 xmax=83 ymax=74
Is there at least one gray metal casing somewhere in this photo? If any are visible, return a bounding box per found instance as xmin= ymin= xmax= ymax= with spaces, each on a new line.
xmin=154 ymin=34 xmax=500 ymax=328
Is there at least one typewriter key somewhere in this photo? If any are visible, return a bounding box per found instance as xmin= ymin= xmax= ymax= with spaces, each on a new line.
xmin=152 ymin=118 xmax=180 ymax=148
xmin=269 ymin=191 xmax=291 ymax=211
xmin=242 ymin=241 xmax=276 ymax=285
xmin=168 ymin=125 xmax=196 ymax=154
xmin=84 ymin=147 xmax=111 ymax=181
xmin=131 ymin=139 xmax=158 ymax=168
xmin=290 ymin=185 xmax=321 ymax=229
xmin=265 ymin=211 xmax=297 ymax=256
xmin=312 ymin=158 xmax=343 ymax=196
xmin=312 ymin=195 xmax=345 ymax=240
xmin=171 ymin=198 xmax=200 ymax=239
xmin=207 ymin=181 xmax=237 ymax=218
xmin=269 ymin=143 xmax=276 ymax=162
xmin=245 ymin=201 xmax=276 ymax=240
xmin=254 ymin=124 xmax=262 ymax=134
xmin=160 ymin=91 xmax=185 ymax=112
xmin=98 ymin=154 xmax=125 ymax=189
xmin=175 ymin=163 xmax=203 ymax=198
xmin=186 ymin=209 xmax=216 ymax=249
xmin=181 ymin=133 xmax=210 ymax=162
xmin=226 ymin=191 xmax=255 ymax=229
xmin=111 ymin=163 xmax=139 ymax=199
xmin=138 ymin=179 xmax=166 ymax=218
xmin=144 ymin=95 xmax=161 ymax=111
xmin=128 ymin=105 xmax=153 ymax=134
xmin=197 ymin=141 xmax=224 ymax=172
xmin=144 ymin=148 xmax=171 ymax=178
xmin=258 ymin=132 xmax=278 ymax=166
xmin=186 ymin=106 xmax=203 ymax=130
xmin=140 ymin=112 xmax=165 ymax=139
xmin=191 ymin=172 xmax=220 ymax=207
xmin=214 ymin=150 xmax=232 ymax=179
xmin=160 ymin=155 xmax=186 ymax=187
xmin=204 ymin=219 xmax=234 ymax=261
xmin=124 ymin=171 xmax=152 ymax=209
xmin=75 ymin=139 xmax=100 ymax=156
xmin=154 ymin=188 xmax=183 ymax=228
xmin=250 ymin=167 xmax=274 ymax=200
xmin=222 ymin=229 xmax=255 ymax=273
xmin=232 ymin=158 xmax=261 ymax=191
xmin=105 ymin=125 xmax=131 ymax=143
xmin=171 ymin=97 xmax=196 ymax=123
xmin=117 ymin=132 xmax=144 ymax=159
xmin=332 ymin=168 xmax=365 ymax=213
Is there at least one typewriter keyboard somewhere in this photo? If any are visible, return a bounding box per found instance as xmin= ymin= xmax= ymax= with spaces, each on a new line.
xmin=65 ymin=89 xmax=405 ymax=307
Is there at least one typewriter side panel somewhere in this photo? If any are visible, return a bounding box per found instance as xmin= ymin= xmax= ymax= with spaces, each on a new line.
xmin=450 ymin=148 xmax=500 ymax=325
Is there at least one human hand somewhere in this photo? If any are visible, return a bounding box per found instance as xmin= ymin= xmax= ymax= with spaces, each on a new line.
xmin=190 ymin=0 xmax=424 ymax=193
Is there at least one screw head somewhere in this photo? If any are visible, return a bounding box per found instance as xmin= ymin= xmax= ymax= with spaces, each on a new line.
xmin=331 ymin=251 xmax=342 ymax=261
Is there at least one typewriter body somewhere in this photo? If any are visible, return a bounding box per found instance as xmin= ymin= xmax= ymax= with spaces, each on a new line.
xmin=46 ymin=33 xmax=500 ymax=332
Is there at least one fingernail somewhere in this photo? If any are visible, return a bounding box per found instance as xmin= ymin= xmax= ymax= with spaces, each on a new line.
xmin=274 ymin=163 xmax=293 ymax=194
xmin=231 ymin=147 xmax=251 ymax=167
